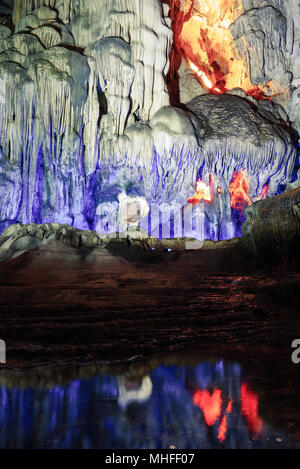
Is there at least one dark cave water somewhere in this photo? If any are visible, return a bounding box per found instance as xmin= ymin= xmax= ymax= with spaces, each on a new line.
xmin=0 ymin=358 xmax=299 ymax=449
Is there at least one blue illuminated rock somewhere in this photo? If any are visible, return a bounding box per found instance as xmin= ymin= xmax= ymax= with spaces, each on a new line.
xmin=0 ymin=1 xmax=298 ymax=240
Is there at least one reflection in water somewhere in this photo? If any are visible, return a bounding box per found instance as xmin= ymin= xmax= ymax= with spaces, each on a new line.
xmin=0 ymin=359 xmax=299 ymax=449
xmin=118 ymin=376 xmax=153 ymax=409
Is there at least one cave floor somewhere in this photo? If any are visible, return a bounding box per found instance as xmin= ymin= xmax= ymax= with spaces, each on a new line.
xmin=0 ymin=239 xmax=299 ymax=368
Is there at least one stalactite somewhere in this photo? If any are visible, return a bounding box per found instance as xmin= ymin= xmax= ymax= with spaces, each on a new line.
xmin=0 ymin=0 xmax=298 ymax=239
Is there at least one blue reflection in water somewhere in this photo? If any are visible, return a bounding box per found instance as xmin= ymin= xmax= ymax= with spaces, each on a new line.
xmin=0 ymin=360 xmax=299 ymax=449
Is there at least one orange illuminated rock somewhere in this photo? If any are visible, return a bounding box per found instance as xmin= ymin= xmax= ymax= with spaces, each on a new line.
xmin=229 ymin=169 xmax=252 ymax=213
xmin=166 ymin=0 xmax=275 ymax=98
xmin=188 ymin=174 xmax=214 ymax=204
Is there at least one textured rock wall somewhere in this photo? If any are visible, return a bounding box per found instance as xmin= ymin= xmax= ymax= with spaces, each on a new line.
xmin=231 ymin=0 xmax=300 ymax=133
xmin=242 ymin=187 xmax=300 ymax=265
xmin=0 ymin=0 xmax=298 ymax=240
xmin=0 ymin=1 xmax=174 ymax=231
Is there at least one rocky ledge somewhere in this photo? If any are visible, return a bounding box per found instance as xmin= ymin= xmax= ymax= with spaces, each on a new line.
xmin=0 ymin=221 xmax=242 ymax=264
xmin=242 ymin=187 xmax=300 ymax=267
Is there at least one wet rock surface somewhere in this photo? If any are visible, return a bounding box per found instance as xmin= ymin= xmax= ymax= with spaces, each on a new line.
xmin=0 ymin=233 xmax=299 ymax=368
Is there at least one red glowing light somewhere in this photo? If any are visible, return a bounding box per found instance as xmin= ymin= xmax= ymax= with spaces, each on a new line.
xmin=193 ymin=385 xmax=262 ymax=443
xmin=229 ymin=169 xmax=252 ymax=213
xmin=189 ymin=170 xmax=269 ymax=215
xmin=257 ymin=183 xmax=270 ymax=200
xmin=188 ymin=174 xmax=214 ymax=204
xmin=218 ymin=415 xmax=227 ymax=443
xmin=226 ymin=398 xmax=233 ymax=414
xmin=193 ymin=390 xmax=233 ymax=443
xmin=193 ymin=389 xmax=222 ymax=426
xmin=165 ymin=0 xmax=287 ymax=100
xmin=240 ymin=383 xmax=263 ymax=434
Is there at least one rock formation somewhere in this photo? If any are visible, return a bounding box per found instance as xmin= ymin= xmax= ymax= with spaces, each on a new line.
xmin=242 ymin=187 xmax=300 ymax=265
xmin=0 ymin=0 xmax=298 ymax=241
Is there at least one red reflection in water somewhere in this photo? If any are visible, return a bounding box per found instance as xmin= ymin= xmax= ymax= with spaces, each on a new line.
xmin=193 ymin=386 xmax=262 ymax=443
xmin=193 ymin=389 xmax=222 ymax=426
xmin=226 ymin=398 xmax=233 ymax=414
xmin=240 ymin=383 xmax=263 ymax=434
xmin=218 ymin=415 xmax=227 ymax=443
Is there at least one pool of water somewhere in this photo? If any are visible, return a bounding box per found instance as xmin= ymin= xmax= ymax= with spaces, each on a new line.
xmin=0 ymin=357 xmax=299 ymax=449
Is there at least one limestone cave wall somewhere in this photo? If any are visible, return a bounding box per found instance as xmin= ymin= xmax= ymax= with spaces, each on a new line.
xmin=0 ymin=0 xmax=298 ymax=240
